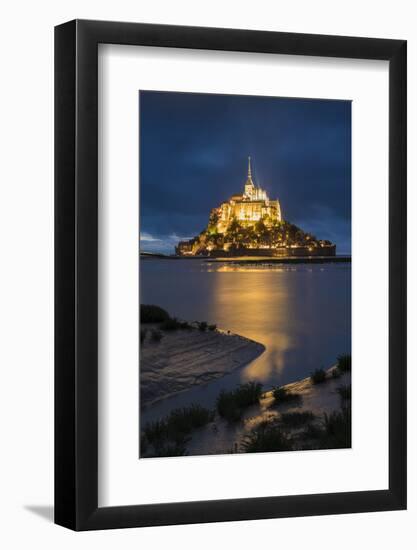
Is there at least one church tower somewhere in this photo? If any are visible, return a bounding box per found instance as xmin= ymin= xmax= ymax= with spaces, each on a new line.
xmin=244 ymin=156 xmax=256 ymax=199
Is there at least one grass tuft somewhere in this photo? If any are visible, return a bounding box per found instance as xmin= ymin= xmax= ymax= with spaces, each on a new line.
xmin=280 ymin=411 xmax=315 ymax=428
xmin=272 ymin=386 xmax=302 ymax=404
xmin=310 ymin=368 xmax=327 ymax=384
xmin=160 ymin=317 xmax=183 ymax=331
xmin=142 ymin=404 xmax=214 ymax=455
xmin=337 ymin=354 xmax=351 ymax=373
xmin=241 ymin=422 xmax=293 ymax=453
xmin=217 ymin=382 xmax=263 ymax=422
xmin=141 ymin=304 xmax=170 ymax=324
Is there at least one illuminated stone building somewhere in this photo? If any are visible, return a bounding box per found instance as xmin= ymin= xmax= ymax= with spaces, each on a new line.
xmin=213 ymin=157 xmax=282 ymax=233
xmin=175 ymin=157 xmax=336 ymax=257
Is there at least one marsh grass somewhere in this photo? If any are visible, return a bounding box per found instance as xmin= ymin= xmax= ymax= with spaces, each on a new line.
xmin=241 ymin=422 xmax=293 ymax=453
xmin=310 ymin=368 xmax=327 ymax=384
xmin=280 ymin=411 xmax=315 ymax=428
xmin=141 ymin=304 xmax=170 ymax=323
xmin=143 ymin=419 xmax=167 ymax=446
xmin=272 ymin=386 xmax=302 ymax=404
xmin=140 ymin=304 xmax=193 ymax=331
xmin=217 ymin=382 xmax=263 ymax=422
xmin=337 ymin=354 xmax=351 ymax=373
xmin=160 ymin=317 xmax=183 ymax=331
xmin=160 ymin=317 xmax=194 ymax=331
xmin=143 ymin=404 xmax=214 ymax=454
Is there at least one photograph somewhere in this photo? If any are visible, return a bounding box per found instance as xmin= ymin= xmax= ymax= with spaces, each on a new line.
xmin=139 ymin=91 xmax=352 ymax=458
xmin=0 ymin=2 xmax=409 ymax=542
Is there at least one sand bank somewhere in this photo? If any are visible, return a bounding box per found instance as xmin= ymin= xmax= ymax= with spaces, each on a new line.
xmin=140 ymin=326 xmax=265 ymax=407
xmin=186 ymin=366 xmax=351 ymax=456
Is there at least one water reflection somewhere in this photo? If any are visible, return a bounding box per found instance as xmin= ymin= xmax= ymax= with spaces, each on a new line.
xmin=209 ymin=266 xmax=294 ymax=382
xmin=140 ymin=259 xmax=351 ymax=414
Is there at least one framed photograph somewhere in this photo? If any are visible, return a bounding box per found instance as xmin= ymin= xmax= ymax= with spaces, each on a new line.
xmin=55 ymin=20 xmax=406 ymax=530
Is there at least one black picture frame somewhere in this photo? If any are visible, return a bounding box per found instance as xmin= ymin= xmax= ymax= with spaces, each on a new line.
xmin=55 ymin=19 xmax=407 ymax=531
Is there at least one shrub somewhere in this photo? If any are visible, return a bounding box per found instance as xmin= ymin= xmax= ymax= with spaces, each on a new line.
xmin=310 ymin=368 xmax=327 ymax=384
xmin=166 ymin=404 xmax=214 ymax=437
xmin=140 ymin=328 xmax=147 ymax=344
xmin=337 ymin=354 xmax=351 ymax=373
xmin=140 ymin=304 xmax=170 ymax=324
xmin=150 ymin=329 xmax=163 ymax=342
xmin=198 ymin=321 xmax=208 ymax=331
xmin=143 ymin=404 xmax=214 ymax=450
xmin=336 ymin=384 xmax=351 ymax=400
xmin=216 ymin=382 xmax=263 ymax=422
xmin=234 ymin=382 xmax=263 ymax=407
xmin=216 ymin=391 xmax=242 ymax=422
xmin=241 ymin=422 xmax=293 ymax=453
xmin=280 ymin=411 xmax=315 ymax=428
xmin=208 ymin=324 xmax=217 ymax=331
xmin=160 ymin=317 xmax=182 ymax=331
xmin=272 ymin=386 xmax=301 ymax=403
xmin=143 ymin=419 xmax=167 ymax=445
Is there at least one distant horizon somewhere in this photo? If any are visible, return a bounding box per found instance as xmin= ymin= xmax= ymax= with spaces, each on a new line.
xmin=140 ymin=91 xmax=351 ymax=255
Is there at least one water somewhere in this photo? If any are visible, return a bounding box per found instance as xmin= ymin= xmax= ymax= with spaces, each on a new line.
xmin=140 ymin=258 xmax=351 ymax=424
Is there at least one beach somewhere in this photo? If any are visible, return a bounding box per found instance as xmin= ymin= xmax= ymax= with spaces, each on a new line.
xmin=140 ymin=259 xmax=351 ymax=458
xmin=140 ymin=325 xmax=265 ymax=407
xmin=187 ymin=365 xmax=351 ymax=456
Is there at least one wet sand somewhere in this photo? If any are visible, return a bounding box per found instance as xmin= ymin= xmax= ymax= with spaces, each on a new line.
xmin=140 ymin=326 xmax=265 ymax=407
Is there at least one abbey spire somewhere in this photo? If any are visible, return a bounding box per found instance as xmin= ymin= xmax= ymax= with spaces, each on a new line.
xmin=244 ymin=156 xmax=256 ymax=197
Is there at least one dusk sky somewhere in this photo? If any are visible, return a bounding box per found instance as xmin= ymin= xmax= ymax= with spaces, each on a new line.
xmin=139 ymin=91 xmax=351 ymax=255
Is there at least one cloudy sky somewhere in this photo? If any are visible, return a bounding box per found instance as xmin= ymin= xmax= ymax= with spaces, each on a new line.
xmin=139 ymin=91 xmax=351 ymax=254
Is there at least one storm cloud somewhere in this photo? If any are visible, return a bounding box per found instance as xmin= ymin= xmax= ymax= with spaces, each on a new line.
xmin=140 ymin=91 xmax=351 ymax=254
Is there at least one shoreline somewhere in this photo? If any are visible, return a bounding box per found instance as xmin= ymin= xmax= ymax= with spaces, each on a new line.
xmin=186 ymin=365 xmax=351 ymax=457
xmin=262 ymin=365 xmax=339 ymax=399
xmin=140 ymin=252 xmax=351 ymax=264
xmin=141 ymin=362 xmax=351 ymax=458
xmin=140 ymin=325 xmax=265 ymax=408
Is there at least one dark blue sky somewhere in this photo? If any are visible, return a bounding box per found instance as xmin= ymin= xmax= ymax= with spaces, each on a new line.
xmin=140 ymin=91 xmax=351 ymax=254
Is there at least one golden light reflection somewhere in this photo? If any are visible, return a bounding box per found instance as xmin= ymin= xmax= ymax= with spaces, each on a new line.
xmin=208 ymin=264 xmax=296 ymax=382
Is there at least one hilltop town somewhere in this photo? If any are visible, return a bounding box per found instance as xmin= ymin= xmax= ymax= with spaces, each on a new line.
xmin=176 ymin=158 xmax=335 ymax=258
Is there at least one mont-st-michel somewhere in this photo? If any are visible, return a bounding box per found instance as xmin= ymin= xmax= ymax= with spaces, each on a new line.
xmin=176 ymin=157 xmax=336 ymax=258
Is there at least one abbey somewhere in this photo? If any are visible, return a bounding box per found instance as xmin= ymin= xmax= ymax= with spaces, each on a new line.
xmin=211 ymin=157 xmax=282 ymax=233
xmin=175 ymin=157 xmax=335 ymax=258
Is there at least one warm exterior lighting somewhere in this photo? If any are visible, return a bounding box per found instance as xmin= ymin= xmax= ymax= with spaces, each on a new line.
xmin=175 ymin=157 xmax=336 ymax=258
